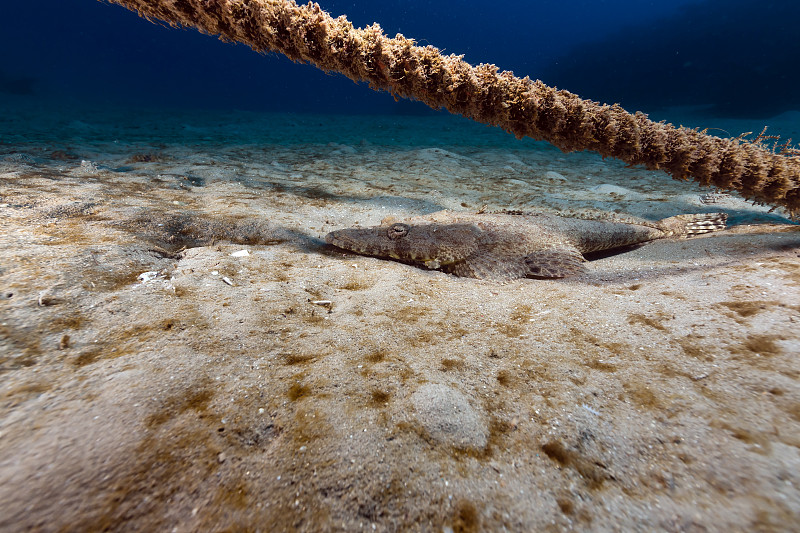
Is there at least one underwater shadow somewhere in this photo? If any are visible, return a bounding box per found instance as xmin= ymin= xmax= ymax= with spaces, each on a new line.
xmin=577 ymin=228 xmax=800 ymax=285
xmin=0 ymin=70 xmax=37 ymax=96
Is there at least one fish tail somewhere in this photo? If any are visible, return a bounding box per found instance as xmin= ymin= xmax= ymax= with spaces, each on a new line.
xmin=657 ymin=213 xmax=728 ymax=237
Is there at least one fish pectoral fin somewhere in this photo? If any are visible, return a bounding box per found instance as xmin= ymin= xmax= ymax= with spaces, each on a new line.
xmin=524 ymin=247 xmax=586 ymax=278
xmin=447 ymin=252 xmax=528 ymax=280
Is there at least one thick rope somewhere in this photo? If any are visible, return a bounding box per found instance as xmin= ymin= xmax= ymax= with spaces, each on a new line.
xmin=103 ymin=0 xmax=800 ymax=214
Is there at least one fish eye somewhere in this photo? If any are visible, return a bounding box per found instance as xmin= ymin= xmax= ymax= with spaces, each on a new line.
xmin=387 ymin=223 xmax=410 ymax=240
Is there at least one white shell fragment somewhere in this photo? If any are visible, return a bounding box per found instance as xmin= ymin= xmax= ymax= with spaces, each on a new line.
xmin=230 ymin=250 xmax=250 ymax=257
xmin=137 ymin=271 xmax=160 ymax=283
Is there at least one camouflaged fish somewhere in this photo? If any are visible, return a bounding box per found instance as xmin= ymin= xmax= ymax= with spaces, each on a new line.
xmin=325 ymin=210 xmax=728 ymax=279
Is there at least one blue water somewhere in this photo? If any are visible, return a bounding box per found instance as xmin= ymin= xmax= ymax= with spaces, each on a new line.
xmin=2 ymin=0 xmax=797 ymax=119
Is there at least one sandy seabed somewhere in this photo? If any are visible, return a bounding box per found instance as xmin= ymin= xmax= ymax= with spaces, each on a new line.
xmin=1 ymin=107 xmax=799 ymax=531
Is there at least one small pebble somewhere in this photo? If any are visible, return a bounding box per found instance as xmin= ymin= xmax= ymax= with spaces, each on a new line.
xmin=38 ymin=293 xmax=62 ymax=306
xmin=544 ymin=170 xmax=567 ymax=181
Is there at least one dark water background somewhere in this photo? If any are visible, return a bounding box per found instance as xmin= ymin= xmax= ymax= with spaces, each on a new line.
xmin=2 ymin=0 xmax=797 ymax=119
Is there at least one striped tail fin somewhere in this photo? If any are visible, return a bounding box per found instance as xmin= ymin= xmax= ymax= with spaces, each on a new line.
xmin=657 ymin=213 xmax=728 ymax=237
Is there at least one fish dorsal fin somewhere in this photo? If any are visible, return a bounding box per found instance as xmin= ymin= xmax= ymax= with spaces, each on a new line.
xmin=524 ymin=247 xmax=586 ymax=278
xmin=447 ymin=252 xmax=529 ymax=280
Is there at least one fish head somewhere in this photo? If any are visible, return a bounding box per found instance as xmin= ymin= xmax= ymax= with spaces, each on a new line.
xmin=325 ymin=222 xmax=482 ymax=267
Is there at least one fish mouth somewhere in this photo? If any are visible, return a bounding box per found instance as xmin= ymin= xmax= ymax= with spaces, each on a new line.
xmin=325 ymin=230 xmax=378 ymax=255
xmin=324 ymin=231 xmax=343 ymax=246
xmin=325 ymin=229 xmax=424 ymax=262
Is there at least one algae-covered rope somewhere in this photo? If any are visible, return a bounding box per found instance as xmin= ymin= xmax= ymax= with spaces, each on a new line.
xmin=102 ymin=0 xmax=800 ymax=214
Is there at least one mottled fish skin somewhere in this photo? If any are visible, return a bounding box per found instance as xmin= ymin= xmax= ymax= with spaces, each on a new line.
xmin=325 ymin=210 xmax=727 ymax=280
